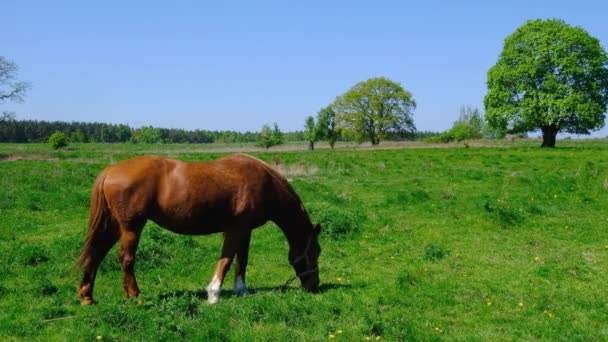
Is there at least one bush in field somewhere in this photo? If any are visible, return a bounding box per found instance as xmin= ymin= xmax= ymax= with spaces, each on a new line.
xmin=48 ymin=131 xmax=69 ymax=149
xmin=425 ymin=106 xmax=485 ymax=143
xmin=257 ymin=123 xmax=284 ymax=149
xmin=310 ymin=205 xmax=364 ymax=239
xmin=131 ymin=126 xmax=163 ymax=144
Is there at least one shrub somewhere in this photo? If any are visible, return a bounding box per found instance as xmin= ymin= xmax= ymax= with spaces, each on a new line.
xmin=424 ymin=106 xmax=485 ymax=143
xmin=131 ymin=126 xmax=163 ymax=144
xmin=257 ymin=123 xmax=284 ymax=149
xmin=310 ymin=205 xmax=364 ymax=239
xmin=48 ymin=131 xmax=69 ymax=149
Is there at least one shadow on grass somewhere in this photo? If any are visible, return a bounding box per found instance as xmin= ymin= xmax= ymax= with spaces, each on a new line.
xmin=157 ymin=282 xmax=352 ymax=301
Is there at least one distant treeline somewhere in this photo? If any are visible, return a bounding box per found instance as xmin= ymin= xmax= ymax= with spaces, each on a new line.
xmin=0 ymin=118 xmax=437 ymax=143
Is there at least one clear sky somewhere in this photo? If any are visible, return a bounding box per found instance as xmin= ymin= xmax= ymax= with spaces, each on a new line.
xmin=2 ymin=0 xmax=608 ymax=136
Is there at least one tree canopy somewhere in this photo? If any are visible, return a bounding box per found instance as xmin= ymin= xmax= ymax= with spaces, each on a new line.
xmin=484 ymin=19 xmax=608 ymax=147
xmin=257 ymin=123 xmax=284 ymax=149
xmin=303 ymin=116 xmax=318 ymax=150
xmin=0 ymin=57 xmax=30 ymax=103
xmin=333 ymin=77 xmax=416 ymax=145
xmin=316 ymin=106 xmax=340 ymax=148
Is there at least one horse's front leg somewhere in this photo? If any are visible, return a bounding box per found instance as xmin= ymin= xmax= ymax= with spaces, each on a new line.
xmin=206 ymin=232 xmax=240 ymax=304
xmin=234 ymin=229 xmax=252 ymax=296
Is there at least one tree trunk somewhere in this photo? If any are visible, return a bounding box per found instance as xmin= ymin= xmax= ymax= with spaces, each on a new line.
xmin=541 ymin=126 xmax=558 ymax=148
xmin=308 ymin=141 xmax=314 ymax=150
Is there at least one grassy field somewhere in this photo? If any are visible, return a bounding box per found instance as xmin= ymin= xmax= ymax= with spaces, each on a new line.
xmin=1 ymin=140 xmax=607 ymax=341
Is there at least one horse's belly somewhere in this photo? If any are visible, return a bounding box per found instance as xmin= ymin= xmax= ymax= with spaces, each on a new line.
xmin=149 ymin=209 xmax=233 ymax=235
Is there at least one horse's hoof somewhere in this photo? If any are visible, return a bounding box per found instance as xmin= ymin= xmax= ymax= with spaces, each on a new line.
xmin=234 ymin=289 xmax=249 ymax=297
xmin=207 ymin=292 xmax=219 ymax=304
xmin=80 ymin=297 xmax=96 ymax=305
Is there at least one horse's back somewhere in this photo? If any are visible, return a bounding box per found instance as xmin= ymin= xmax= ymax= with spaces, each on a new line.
xmin=97 ymin=154 xmax=291 ymax=233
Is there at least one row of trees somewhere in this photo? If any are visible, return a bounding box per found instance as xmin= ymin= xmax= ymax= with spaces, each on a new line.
xmin=0 ymin=114 xmax=309 ymax=144
xmin=5 ymin=18 xmax=608 ymax=148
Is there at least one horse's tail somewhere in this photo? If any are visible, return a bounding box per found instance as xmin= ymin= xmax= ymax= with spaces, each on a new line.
xmin=75 ymin=171 xmax=111 ymax=270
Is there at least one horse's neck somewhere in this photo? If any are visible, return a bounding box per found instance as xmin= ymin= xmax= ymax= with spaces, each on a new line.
xmin=274 ymin=206 xmax=312 ymax=253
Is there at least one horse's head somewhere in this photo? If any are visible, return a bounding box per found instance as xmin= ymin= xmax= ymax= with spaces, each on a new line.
xmin=290 ymin=223 xmax=322 ymax=293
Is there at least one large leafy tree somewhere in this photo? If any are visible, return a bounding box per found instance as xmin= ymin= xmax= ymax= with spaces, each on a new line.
xmin=484 ymin=19 xmax=608 ymax=147
xmin=333 ymin=77 xmax=416 ymax=145
xmin=0 ymin=57 xmax=30 ymax=103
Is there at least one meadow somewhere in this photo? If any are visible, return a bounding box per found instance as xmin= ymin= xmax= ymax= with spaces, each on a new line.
xmin=0 ymin=140 xmax=607 ymax=341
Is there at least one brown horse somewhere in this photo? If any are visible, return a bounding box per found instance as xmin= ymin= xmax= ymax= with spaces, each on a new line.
xmin=76 ymin=153 xmax=321 ymax=305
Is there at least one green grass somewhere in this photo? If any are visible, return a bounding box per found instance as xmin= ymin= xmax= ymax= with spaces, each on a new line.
xmin=1 ymin=140 xmax=608 ymax=341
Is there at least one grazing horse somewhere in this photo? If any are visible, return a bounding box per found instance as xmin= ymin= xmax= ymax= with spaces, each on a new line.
xmin=76 ymin=153 xmax=321 ymax=305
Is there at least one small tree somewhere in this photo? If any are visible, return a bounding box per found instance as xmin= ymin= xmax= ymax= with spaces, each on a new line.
xmin=49 ymin=131 xmax=69 ymax=149
xmin=333 ymin=77 xmax=416 ymax=145
xmin=485 ymin=19 xmax=608 ymax=147
xmin=303 ymin=116 xmax=318 ymax=150
xmin=257 ymin=123 xmax=284 ymax=149
xmin=316 ymin=106 xmax=340 ymax=148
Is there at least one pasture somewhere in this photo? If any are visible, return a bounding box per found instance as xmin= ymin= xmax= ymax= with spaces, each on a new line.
xmin=1 ymin=140 xmax=607 ymax=341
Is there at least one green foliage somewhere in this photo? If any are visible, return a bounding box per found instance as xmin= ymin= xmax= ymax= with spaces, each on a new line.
xmin=303 ymin=116 xmax=318 ymax=150
xmin=131 ymin=126 xmax=163 ymax=144
xmin=309 ymin=205 xmax=365 ymax=239
xmin=69 ymin=129 xmax=87 ymax=143
xmin=257 ymin=123 xmax=284 ymax=149
xmin=425 ymin=106 xmax=485 ymax=143
xmin=48 ymin=131 xmax=69 ymax=149
xmin=485 ymin=19 xmax=608 ymax=147
xmin=316 ymin=106 xmax=340 ymax=148
xmin=333 ymin=77 xmax=416 ymax=145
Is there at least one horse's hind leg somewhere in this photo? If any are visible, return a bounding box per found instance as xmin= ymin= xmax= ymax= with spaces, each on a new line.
xmin=233 ymin=229 xmax=252 ymax=296
xmin=78 ymin=221 xmax=120 ymax=305
xmin=117 ymin=221 xmax=144 ymax=299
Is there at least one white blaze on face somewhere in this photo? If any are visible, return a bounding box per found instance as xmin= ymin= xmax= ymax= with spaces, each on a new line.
xmin=206 ymin=274 xmax=221 ymax=304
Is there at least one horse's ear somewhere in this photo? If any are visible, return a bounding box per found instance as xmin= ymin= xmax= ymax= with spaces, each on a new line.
xmin=314 ymin=223 xmax=322 ymax=236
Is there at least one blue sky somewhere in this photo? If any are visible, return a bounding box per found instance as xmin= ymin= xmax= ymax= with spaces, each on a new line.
xmin=2 ymin=0 xmax=608 ymax=135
